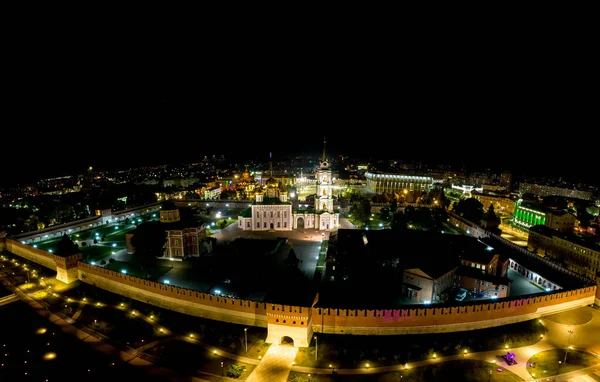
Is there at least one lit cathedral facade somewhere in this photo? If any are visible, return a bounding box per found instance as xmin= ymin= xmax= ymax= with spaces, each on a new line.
xmin=237 ymin=139 xmax=340 ymax=231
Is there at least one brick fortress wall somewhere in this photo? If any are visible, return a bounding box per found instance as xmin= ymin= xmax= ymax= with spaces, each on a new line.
xmin=2 ymin=237 xmax=597 ymax=340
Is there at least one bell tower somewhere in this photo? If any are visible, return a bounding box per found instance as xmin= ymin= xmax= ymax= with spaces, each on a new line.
xmin=315 ymin=137 xmax=333 ymax=213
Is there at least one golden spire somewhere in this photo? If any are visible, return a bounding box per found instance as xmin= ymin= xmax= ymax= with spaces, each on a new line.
xmin=322 ymin=136 xmax=326 ymax=161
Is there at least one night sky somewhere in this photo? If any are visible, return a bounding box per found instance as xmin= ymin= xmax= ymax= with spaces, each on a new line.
xmin=2 ymin=35 xmax=596 ymax=187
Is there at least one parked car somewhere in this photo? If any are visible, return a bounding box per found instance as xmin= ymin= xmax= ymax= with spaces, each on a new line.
xmin=455 ymin=289 xmax=467 ymax=301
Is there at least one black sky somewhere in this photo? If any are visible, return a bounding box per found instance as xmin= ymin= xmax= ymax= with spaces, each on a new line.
xmin=2 ymin=30 xmax=597 ymax=187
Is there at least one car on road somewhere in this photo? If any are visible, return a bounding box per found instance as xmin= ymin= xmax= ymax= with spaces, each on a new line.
xmin=455 ymin=288 xmax=467 ymax=301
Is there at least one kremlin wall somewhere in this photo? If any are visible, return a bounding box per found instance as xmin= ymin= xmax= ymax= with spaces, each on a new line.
xmin=1 ymin=236 xmax=599 ymax=347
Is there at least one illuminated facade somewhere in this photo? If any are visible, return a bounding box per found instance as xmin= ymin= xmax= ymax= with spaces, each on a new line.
xmin=126 ymin=208 xmax=209 ymax=260
xmin=519 ymin=182 xmax=593 ymax=201
xmin=513 ymin=200 xmax=546 ymax=228
xmin=472 ymin=192 xmax=516 ymax=215
xmin=164 ymin=226 xmax=207 ymax=259
xmin=311 ymin=146 xmax=339 ymax=230
xmin=365 ymin=172 xmax=433 ymax=194
xmin=513 ymin=200 xmax=576 ymax=232
xmin=451 ymin=184 xmax=483 ymax=197
xmin=403 ymin=267 xmax=456 ymax=304
xmin=238 ymin=138 xmax=339 ymax=231
xmin=528 ymin=225 xmax=599 ymax=280
xmin=238 ymin=179 xmax=294 ymax=231
xmin=499 ymin=171 xmax=513 ymax=191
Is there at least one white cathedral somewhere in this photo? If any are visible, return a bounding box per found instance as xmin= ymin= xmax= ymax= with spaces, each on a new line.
xmin=237 ymin=140 xmax=340 ymax=231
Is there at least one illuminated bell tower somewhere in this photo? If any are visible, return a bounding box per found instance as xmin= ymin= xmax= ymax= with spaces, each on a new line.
xmin=315 ymin=137 xmax=333 ymax=213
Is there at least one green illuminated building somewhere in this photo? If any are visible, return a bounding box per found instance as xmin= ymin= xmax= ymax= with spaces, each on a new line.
xmin=513 ymin=200 xmax=546 ymax=228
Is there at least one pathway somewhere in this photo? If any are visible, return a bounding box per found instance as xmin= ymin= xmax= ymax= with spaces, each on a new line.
xmin=4 ymin=251 xmax=600 ymax=381
xmin=289 ymin=307 xmax=600 ymax=380
xmin=246 ymin=344 xmax=298 ymax=382
xmin=0 ymin=272 xmax=213 ymax=382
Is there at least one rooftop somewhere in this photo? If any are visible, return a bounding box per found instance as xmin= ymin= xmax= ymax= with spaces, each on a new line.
xmin=517 ymin=201 xmax=550 ymax=213
xmin=253 ymin=197 xmax=292 ymax=205
xmin=239 ymin=207 xmax=252 ymax=218
xmin=479 ymin=236 xmax=593 ymax=288
xmin=529 ymin=225 xmax=600 ymax=251
xmin=456 ymin=265 xmax=511 ymax=286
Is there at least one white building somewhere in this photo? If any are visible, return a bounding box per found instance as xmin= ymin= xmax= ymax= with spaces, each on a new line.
xmin=237 ymin=138 xmax=340 ymax=231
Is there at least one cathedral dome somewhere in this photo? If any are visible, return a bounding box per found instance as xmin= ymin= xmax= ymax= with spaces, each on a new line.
xmin=266 ymin=177 xmax=278 ymax=188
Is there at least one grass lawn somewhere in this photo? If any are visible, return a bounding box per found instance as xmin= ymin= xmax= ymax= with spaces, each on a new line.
xmin=441 ymin=221 xmax=463 ymax=235
xmin=103 ymin=260 xmax=170 ymax=281
xmin=25 ymin=212 xmax=157 ymax=251
xmin=295 ymin=320 xmax=545 ymax=368
xmin=526 ymin=349 xmax=600 ymax=377
xmin=135 ymin=303 xmax=270 ymax=359
xmin=0 ymin=302 xmax=167 ymax=382
xmin=288 ymin=360 xmax=522 ymax=381
xmin=77 ymin=303 xmax=164 ymax=348
xmin=146 ymin=339 xmax=256 ymax=379
xmin=80 ymin=245 xmax=115 ymax=262
xmin=104 ymin=260 xmax=146 ymax=277
xmin=105 ymin=225 xmax=136 ymax=242
xmin=57 ymin=279 xmax=271 ymax=359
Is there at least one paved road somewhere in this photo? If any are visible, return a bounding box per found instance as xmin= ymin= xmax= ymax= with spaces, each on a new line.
xmin=289 ymin=306 xmax=600 ymax=380
xmin=509 ymin=269 xmax=547 ymax=296
xmin=246 ymin=344 xmax=298 ymax=382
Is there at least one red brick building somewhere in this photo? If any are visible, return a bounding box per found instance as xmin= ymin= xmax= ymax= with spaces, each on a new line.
xmin=454 ymin=245 xmax=511 ymax=298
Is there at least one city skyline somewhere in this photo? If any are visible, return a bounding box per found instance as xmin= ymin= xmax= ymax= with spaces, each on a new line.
xmin=1 ymin=133 xmax=594 ymax=188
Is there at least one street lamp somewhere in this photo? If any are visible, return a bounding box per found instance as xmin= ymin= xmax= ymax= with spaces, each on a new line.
xmin=314 ymin=336 xmax=318 ymax=361
xmin=564 ymin=329 xmax=574 ymax=364
xmin=244 ymin=328 xmax=248 ymax=353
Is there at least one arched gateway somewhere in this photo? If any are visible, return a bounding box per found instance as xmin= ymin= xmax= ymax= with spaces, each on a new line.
xmin=265 ymin=307 xmax=312 ymax=348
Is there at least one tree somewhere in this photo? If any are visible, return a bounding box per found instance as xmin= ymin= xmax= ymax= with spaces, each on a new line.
xmin=55 ymin=234 xmax=80 ymax=257
xmin=25 ymin=215 xmax=43 ymax=231
xmin=226 ymin=365 xmax=245 ymax=378
xmin=483 ymin=203 xmax=501 ymax=227
xmin=349 ymin=198 xmax=371 ymax=227
xmin=390 ymin=199 xmax=398 ymax=214
xmin=391 ymin=211 xmax=408 ymax=232
xmin=184 ymin=191 xmax=198 ymax=199
xmin=162 ymin=200 xmax=177 ymax=210
xmin=454 ymin=198 xmax=484 ymax=223
xmin=379 ymin=207 xmax=391 ymax=222
xmin=130 ymin=222 xmax=167 ymax=269
xmin=577 ymin=209 xmax=594 ymax=228
xmin=284 ymin=247 xmax=300 ymax=269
